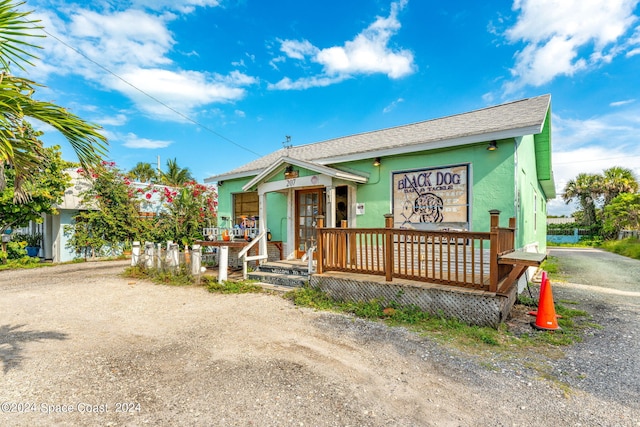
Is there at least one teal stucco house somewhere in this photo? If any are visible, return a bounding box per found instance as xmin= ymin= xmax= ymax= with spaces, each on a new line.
xmin=206 ymin=94 xmax=555 ymax=263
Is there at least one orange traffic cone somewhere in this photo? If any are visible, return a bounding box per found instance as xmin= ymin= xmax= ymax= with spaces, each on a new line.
xmin=528 ymin=270 xmax=546 ymax=317
xmin=531 ymin=277 xmax=560 ymax=331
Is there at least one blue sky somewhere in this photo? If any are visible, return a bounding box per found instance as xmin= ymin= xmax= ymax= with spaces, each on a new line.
xmin=22 ymin=0 xmax=640 ymax=215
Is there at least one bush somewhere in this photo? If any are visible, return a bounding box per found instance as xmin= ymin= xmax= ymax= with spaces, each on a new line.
xmin=6 ymin=240 xmax=27 ymax=259
xmin=600 ymin=238 xmax=640 ymax=260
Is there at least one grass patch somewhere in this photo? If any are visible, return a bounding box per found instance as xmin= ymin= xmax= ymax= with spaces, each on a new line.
xmin=122 ymin=266 xmax=266 ymax=295
xmin=540 ymin=256 xmax=559 ymax=275
xmin=204 ymin=277 xmax=264 ymax=294
xmin=123 ymin=265 xmax=194 ymax=287
xmin=0 ymin=256 xmax=43 ymax=270
xmin=599 ymin=238 xmax=640 ymax=260
xmin=286 ymin=285 xmax=595 ymax=354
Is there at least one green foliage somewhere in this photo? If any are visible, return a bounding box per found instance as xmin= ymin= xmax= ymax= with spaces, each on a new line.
xmin=286 ymin=286 xmax=335 ymax=310
xmin=160 ymin=158 xmax=194 ymax=187
xmin=286 ymin=285 xmax=592 ymax=351
xmin=562 ymin=167 xmax=639 ymax=238
xmin=123 ymin=266 xmax=265 ymax=293
xmin=204 ymin=278 xmax=263 ymax=294
xmin=123 ymin=265 xmax=193 ymax=287
xmin=603 ymin=193 xmax=640 ymax=237
xmin=0 ymin=145 xmax=73 ymax=233
xmin=0 ymin=1 xmax=107 ymax=201
xmin=150 ymin=180 xmax=218 ymax=245
xmin=5 ymin=239 xmax=26 ymax=259
xmin=0 ymin=240 xmax=39 ymax=268
xmin=128 ymin=162 xmax=158 ymax=183
xmin=65 ymin=162 xmax=149 ymax=258
xmin=600 ymin=238 xmax=640 ymax=260
xmin=12 ymin=232 xmax=41 ymax=247
xmin=64 ymin=160 xmax=218 ymax=258
xmin=540 ymin=256 xmax=559 ymax=275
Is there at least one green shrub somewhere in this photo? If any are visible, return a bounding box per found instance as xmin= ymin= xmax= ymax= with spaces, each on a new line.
xmin=6 ymin=240 xmax=27 ymax=260
xmin=600 ymin=238 xmax=640 ymax=260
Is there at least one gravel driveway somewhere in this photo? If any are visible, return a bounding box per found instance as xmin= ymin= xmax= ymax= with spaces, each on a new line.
xmin=0 ymin=256 xmax=638 ymax=426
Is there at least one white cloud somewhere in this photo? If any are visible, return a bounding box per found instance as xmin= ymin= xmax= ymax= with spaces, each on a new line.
xmin=610 ymin=99 xmax=636 ymax=107
xmin=30 ymin=4 xmax=256 ymax=123
xmin=279 ymin=39 xmax=319 ymax=59
xmin=268 ymin=75 xmax=349 ymax=91
xmin=109 ymin=68 xmax=256 ymax=121
xmin=502 ymin=0 xmax=640 ymax=93
xmin=383 ymin=98 xmax=404 ymax=113
xmin=131 ymin=0 xmax=220 ymax=13
xmin=96 ymin=114 xmax=129 ymax=127
xmin=122 ymin=133 xmax=173 ymax=149
xmin=547 ymin=106 xmax=640 ymax=215
xmin=271 ymin=0 xmax=414 ymax=90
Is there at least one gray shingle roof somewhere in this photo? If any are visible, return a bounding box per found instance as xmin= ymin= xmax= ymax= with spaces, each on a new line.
xmin=206 ymin=94 xmax=550 ymax=182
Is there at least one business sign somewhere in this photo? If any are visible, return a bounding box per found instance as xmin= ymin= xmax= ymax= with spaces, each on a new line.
xmin=392 ymin=164 xmax=469 ymax=230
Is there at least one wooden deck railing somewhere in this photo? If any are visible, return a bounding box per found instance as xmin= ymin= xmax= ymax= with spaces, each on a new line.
xmin=316 ymin=210 xmax=516 ymax=292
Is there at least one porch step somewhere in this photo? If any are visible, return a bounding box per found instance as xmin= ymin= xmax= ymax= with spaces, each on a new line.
xmin=248 ymin=261 xmax=310 ymax=288
xmin=248 ymin=271 xmax=309 ymax=288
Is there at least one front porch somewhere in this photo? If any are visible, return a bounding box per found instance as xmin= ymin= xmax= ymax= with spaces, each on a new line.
xmin=200 ymin=210 xmax=544 ymax=326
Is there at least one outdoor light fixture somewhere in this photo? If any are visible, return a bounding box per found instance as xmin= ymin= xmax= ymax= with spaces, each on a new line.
xmin=487 ymin=140 xmax=498 ymax=151
xmin=284 ymin=165 xmax=299 ymax=179
xmin=373 ymin=157 xmax=381 ymax=166
xmin=217 ymin=181 xmax=223 ymax=187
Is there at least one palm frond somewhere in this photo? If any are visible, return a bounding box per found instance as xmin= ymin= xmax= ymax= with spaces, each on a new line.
xmin=0 ymin=0 xmax=43 ymax=72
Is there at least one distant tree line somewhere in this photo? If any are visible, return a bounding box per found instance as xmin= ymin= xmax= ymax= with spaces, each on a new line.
xmin=561 ymin=166 xmax=639 ymax=238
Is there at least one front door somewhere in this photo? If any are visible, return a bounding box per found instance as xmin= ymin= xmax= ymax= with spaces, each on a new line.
xmin=295 ymin=188 xmax=325 ymax=258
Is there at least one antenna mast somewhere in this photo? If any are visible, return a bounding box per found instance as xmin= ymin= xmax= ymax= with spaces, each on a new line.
xmin=282 ymin=135 xmax=292 ymax=149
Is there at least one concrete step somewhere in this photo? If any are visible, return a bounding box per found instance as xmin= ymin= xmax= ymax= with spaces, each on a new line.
xmin=248 ymin=270 xmax=308 ymax=288
xmin=256 ymin=261 xmax=309 ymax=277
xmin=252 ymin=282 xmax=296 ymax=294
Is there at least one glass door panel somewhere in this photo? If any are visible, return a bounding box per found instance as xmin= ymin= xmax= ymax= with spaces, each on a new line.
xmin=295 ymin=189 xmax=324 ymax=258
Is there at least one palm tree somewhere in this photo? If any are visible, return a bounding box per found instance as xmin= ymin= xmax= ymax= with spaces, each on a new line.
xmin=563 ymin=173 xmax=600 ymax=225
xmin=0 ymin=0 xmax=107 ymax=202
xmin=160 ymin=158 xmax=193 ymax=187
xmin=599 ymin=166 xmax=638 ymax=206
xmin=129 ymin=162 xmax=157 ymax=183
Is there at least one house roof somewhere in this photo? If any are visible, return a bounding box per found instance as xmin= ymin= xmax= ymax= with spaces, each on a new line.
xmin=242 ymin=156 xmax=369 ymax=191
xmin=205 ymin=94 xmax=551 ymax=183
xmin=56 ymin=169 xmax=93 ymax=210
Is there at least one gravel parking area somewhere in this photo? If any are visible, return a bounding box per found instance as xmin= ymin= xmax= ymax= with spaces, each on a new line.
xmin=0 ymin=258 xmax=639 ymax=426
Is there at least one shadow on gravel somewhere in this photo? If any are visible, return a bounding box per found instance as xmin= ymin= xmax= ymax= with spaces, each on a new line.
xmin=0 ymin=324 xmax=68 ymax=373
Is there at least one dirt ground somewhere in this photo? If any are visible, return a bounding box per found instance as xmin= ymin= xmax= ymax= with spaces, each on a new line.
xmin=0 ymin=259 xmax=638 ymax=426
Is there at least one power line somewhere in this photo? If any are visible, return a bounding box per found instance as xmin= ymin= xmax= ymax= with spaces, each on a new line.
xmin=41 ymin=28 xmax=263 ymax=158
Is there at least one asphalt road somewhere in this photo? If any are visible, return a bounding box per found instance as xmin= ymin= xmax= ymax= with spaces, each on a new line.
xmin=547 ymin=246 xmax=640 ymax=410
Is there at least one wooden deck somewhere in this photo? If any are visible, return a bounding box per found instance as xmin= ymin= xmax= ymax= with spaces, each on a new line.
xmin=316 ymin=211 xmax=545 ymax=294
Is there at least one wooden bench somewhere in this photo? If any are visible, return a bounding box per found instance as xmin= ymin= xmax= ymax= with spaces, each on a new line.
xmin=496 ymin=251 xmax=547 ymax=294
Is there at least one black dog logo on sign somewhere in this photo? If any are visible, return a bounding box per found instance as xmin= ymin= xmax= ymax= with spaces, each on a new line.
xmin=414 ymin=192 xmax=444 ymax=223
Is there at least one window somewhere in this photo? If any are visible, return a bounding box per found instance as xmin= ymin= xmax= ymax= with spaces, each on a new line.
xmin=233 ymin=192 xmax=258 ymax=225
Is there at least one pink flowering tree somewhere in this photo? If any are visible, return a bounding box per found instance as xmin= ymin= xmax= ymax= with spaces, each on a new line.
xmin=65 ymin=162 xmax=218 ymax=257
xmin=65 ymin=161 xmax=147 ymax=257
xmin=149 ymin=180 xmax=218 ymax=245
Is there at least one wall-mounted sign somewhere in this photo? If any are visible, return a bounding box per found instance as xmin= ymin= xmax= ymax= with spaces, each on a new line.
xmin=355 ymin=203 xmax=365 ymax=215
xmin=392 ymin=164 xmax=469 ymax=230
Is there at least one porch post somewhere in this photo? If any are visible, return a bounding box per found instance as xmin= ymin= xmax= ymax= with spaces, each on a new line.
xmin=489 ymin=210 xmax=500 ymax=292
xmin=316 ymin=215 xmax=324 ymax=274
xmin=384 ymin=214 xmax=393 ymax=282
xmin=327 ymin=186 xmax=336 ymax=228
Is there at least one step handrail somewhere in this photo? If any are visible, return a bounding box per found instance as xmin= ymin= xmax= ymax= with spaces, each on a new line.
xmin=238 ymin=230 xmax=267 ymax=279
